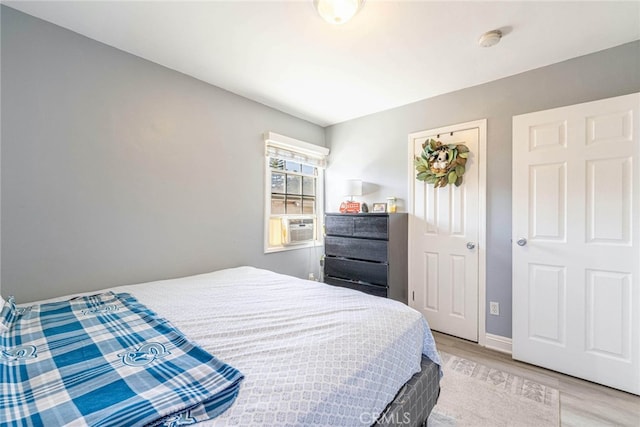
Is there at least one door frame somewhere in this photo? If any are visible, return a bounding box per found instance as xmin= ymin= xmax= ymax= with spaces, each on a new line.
xmin=407 ymin=119 xmax=487 ymax=346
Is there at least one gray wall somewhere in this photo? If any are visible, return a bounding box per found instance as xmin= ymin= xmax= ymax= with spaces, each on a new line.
xmin=325 ymin=41 xmax=640 ymax=338
xmin=2 ymin=5 xmax=639 ymax=339
xmin=1 ymin=6 xmax=325 ymax=303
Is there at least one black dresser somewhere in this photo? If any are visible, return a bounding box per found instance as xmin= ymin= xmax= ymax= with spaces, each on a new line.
xmin=323 ymin=213 xmax=408 ymax=304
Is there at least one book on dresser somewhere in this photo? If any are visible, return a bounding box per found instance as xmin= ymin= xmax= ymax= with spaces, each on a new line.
xmin=323 ymin=212 xmax=408 ymax=304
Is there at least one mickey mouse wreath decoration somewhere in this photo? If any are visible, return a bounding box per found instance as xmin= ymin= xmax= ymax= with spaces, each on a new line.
xmin=414 ymin=139 xmax=469 ymax=188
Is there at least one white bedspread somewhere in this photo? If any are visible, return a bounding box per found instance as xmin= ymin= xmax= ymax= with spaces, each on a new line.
xmin=29 ymin=266 xmax=441 ymax=426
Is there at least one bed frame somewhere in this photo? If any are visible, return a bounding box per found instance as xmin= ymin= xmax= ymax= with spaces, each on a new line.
xmin=375 ymin=355 xmax=441 ymax=427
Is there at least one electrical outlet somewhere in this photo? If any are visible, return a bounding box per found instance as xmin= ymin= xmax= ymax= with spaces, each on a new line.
xmin=489 ymin=301 xmax=500 ymax=316
xmin=308 ymin=273 xmax=315 ymax=281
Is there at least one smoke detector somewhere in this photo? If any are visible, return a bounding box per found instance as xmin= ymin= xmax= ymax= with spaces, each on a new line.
xmin=478 ymin=30 xmax=502 ymax=47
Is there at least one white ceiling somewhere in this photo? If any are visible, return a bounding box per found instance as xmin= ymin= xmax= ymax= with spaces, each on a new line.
xmin=4 ymin=1 xmax=640 ymax=126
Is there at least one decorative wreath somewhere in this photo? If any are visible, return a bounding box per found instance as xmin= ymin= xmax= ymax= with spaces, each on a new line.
xmin=414 ymin=139 xmax=469 ymax=188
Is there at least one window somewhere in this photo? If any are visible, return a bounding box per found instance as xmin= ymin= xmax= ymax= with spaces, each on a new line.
xmin=264 ymin=132 xmax=329 ymax=253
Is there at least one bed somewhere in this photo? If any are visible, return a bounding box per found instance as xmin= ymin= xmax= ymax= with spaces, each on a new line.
xmin=1 ymin=266 xmax=441 ymax=426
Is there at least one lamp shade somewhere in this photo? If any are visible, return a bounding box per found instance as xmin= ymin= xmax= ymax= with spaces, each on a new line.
xmin=344 ymin=179 xmax=363 ymax=197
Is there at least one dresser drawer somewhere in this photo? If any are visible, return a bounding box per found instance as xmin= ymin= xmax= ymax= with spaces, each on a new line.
xmin=324 ymin=277 xmax=388 ymax=298
xmin=325 ymin=236 xmax=388 ymax=262
xmin=325 ymin=214 xmax=388 ymax=240
xmin=324 ymin=257 xmax=388 ymax=286
xmin=353 ymin=216 xmax=388 ymax=239
xmin=325 ymin=215 xmax=354 ymax=237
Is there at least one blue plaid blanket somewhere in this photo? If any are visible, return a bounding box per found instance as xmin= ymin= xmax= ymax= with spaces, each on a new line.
xmin=0 ymin=292 xmax=243 ymax=426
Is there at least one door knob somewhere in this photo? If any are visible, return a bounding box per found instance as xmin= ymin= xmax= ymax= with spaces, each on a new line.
xmin=466 ymin=242 xmax=476 ymax=250
xmin=516 ymin=237 xmax=527 ymax=246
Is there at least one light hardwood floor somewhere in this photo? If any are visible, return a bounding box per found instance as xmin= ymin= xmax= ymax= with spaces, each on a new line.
xmin=433 ymin=332 xmax=640 ymax=427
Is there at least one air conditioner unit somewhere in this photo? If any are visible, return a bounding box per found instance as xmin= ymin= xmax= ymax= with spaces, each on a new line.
xmin=282 ymin=217 xmax=315 ymax=245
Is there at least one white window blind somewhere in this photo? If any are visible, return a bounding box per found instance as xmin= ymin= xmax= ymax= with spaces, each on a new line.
xmin=264 ymin=132 xmax=329 ymax=168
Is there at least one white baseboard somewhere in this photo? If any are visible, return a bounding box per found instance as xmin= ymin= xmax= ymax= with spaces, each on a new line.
xmin=484 ymin=333 xmax=512 ymax=354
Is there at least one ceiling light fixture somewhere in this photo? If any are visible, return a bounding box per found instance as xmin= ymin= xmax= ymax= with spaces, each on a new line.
xmin=314 ymin=0 xmax=364 ymax=25
xmin=478 ymin=30 xmax=502 ymax=47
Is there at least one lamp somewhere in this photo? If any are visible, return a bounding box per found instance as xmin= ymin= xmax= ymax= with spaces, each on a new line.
xmin=344 ymin=179 xmax=363 ymax=201
xmin=340 ymin=179 xmax=363 ymax=213
xmin=314 ymin=0 xmax=364 ymax=25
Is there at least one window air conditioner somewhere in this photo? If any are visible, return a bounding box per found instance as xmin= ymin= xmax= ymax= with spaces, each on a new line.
xmin=282 ymin=217 xmax=315 ymax=245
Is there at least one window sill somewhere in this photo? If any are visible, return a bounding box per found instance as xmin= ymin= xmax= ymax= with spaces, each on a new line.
xmin=264 ymin=241 xmax=323 ymax=254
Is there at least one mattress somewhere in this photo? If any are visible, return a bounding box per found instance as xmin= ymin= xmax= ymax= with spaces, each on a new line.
xmin=21 ymin=266 xmax=441 ymax=426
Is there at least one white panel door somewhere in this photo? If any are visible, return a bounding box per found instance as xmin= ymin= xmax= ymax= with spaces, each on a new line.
xmin=513 ymin=93 xmax=640 ymax=395
xmin=409 ymin=124 xmax=481 ymax=341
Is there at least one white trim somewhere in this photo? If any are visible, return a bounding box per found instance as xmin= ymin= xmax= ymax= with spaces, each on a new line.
xmin=478 ymin=120 xmax=488 ymax=348
xmin=407 ymin=119 xmax=487 ymax=345
xmin=264 ymin=131 xmax=330 ymax=158
xmin=263 ymin=132 xmax=328 ymax=254
xmin=484 ymin=333 xmax=513 ymax=354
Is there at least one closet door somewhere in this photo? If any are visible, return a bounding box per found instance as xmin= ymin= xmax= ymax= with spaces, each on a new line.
xmin=512 ymin=93 xmax=639 ymax=394
xmin=409 ymin=121 xmax=484 ymax=342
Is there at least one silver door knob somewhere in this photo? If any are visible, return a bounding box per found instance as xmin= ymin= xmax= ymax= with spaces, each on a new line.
xmin=466 ymin=242 xmax=476 ymax=250
xmin=516 ymin=237 xmax=527 ymax=246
